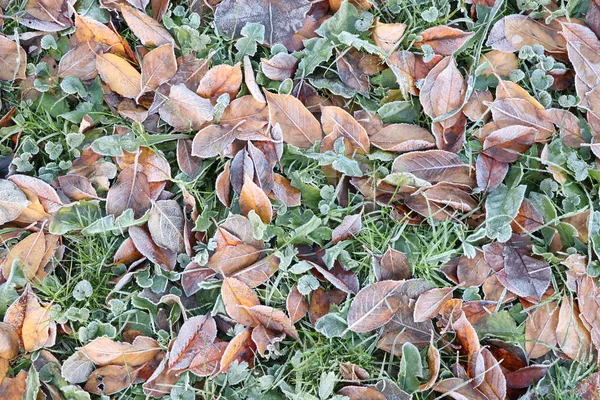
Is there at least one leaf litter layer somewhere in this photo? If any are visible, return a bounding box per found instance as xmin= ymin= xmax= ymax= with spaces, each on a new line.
xmin=1 ymin=0 xmax=600 ymax=399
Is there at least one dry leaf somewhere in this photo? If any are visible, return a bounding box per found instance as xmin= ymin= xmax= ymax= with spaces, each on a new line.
xmin=96 ymin=53 xmax=142 ymax=99
xmin=525 ymin=302 xmax=559 ymax=359
xmin=261 ymin=53 xmax=299 ymax=81
xmin=0 ymin=36 xmax=27 ymax=80
xmin=121 ymin=4 xmax=174 ymax=47
xmin=265 ymin=91 xmax=322 ymax=148
xmin=415 ymin=26 xmax=474 ymax=56
xmin=347 ymin=280 xmax=403 ymax=333
xmin=239 ymin=174 xmax=273 ymax=223
xmin=148 ymin=199 xmax=185 ymax=253
xmin=197 ymin=63 xmax=242 ymax=103
xmin=4 ymin=285 xmax=56 ymax=352
xmin=140 ymin=43 xmax=177 ymax=94
xmin=221 ymin=277 xmax=260 ymax=326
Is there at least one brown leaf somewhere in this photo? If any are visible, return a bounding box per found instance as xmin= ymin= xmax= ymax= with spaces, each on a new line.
xmin=265 ymin=91 xmax=322 ymax=148
xmin=96 ymin=53 xmax=141 ymax=99
xmin=512 ymin=198 xmax=544 ymax=234
xmin=340 ymin=362 xmax=370 ymax=381
xmin=73 ymin=14 xmax=126 ymax=57
xmin=392 ymin=150 xmax=474 ymax=186
xmin=4 ymin=285 xmax=56 ymax=352
xmin=246 ymin=305 xmax=298 ymax=339
xmin=261 ymin=53 xmax=299 ymax=81
xmin=181 ymin=262 xmax=216 ymax=297
xmin=271 ymin=174 xmax=301 ymax=207
xmin=214 ymin=0 xmax=311 ymax=51
xmin=485 ymin=236 xmax=552 ymax=301
xmin=2 ymin=230 xmax=47 ymax=280
xmin=0 ymin=370 xmax=27 ymax=399
xmin=220 ymin=328 xmax=255 ymax=372
xmin=321 ymin=106 xmax=370 ymax=156
xmin=336 ymin=49 xmax=377 ymax=95
xmin=414 ymin=287 xmax=454 ymax=323
xmin=420 ymin=56 xmax=466 ymax=131
xmin=477 ymin=348 xmax=507 ymax=400
xmin=556 ymin=295 xmax=591 ymax=361
xmin=525 ymin=302 xmax=559 ymax=359
xmin=159 ymin=83 xmax=214 ymax=131
xmin=206 ymin=243 xmax=261 ymax=276
xmin=332 ymin=211 xmax=362 ymax=243
xmin=58 ymin=175 xmax=99 ymax=201
xmin=197 ymin=63 xmax=242 ymax=103
xmin=434 ymin=378 xmax=489 ymax=400
xmin=189 ymin=341 xmax=227 ymax=377
xmin=387 ymin=51 xmax=443 ymax=96
xmin=129 ymin=226 xmax=176 ymax=270
xmin=20 ymin=0 xmax=72 ymax=32
xmin=239 ymin=174 xmax=273 ymax=223
xmin=84 ymin=364 xmax=141 ymax=395
xmin=347 ymin=280 xmax=403 ymax=333
xmin=463 ymin=89 xmax=493 ymax=121
xmin=308 ymin=287 xmax=330 ymax=325
xmin=373 ymin=247 xmax=411 ymax=281
xmin=488 ymin=98 xmax=553 ymax=141
xmin=177 ymin=139 xmax=202 ymax=178
xmin=216 ymin=161 xmax=232 ymax=207
xmin=418 ymin=345 xmax=440 ymax=391
xmin=148 ymin=199 xmax=185 ymax=253
xmin=482 ymin=125 xmax=537 ymax=162
xmin=312 ymin=262 xmax=359 ymax=294
xmin=168 ymin=314 xmax=217 ymax=371
xmin=286 ymin=284 xmax=308 ymax=324
xmin=546 ymin=108 xmax=585 ymax=148
xmin=251 ymin=325 xmax=285 ymax=357
xmin=0 ymin=36 xmax=27 ymax=80
xmin=9 ymin=174 xmax=63 ymax=213
xmin=478 ymin=50 xmax=518 ymax=77
xmin=121 ymin=4 xmax=174 ymax=47
xmin=370 ymin=124 xmax=435 ymax=152
xmin=220 ymin=95 xmax=269 ymax=134
xmin=222 ymin=277 xmax=260 ymax=327
xmin=0 ymin=323 xmax=19 ymax=361
xmin=230 ymin=254 xmax=280 ymax=289
xmin=243 ymin=55 xmax=265 ymax=103
xmin=475 ymin=153 xmax=508 ymax=193
xmin=140 ymin=43 xmax=177 ymax=94
xmin=106 ymin=167 xmax=158 ymax=218
xmin=78 ymin=336 xmax=160 ymax=367
xmin=191 ymin=123 xmax=239 ymax=158
xmin=416 ymin=26 xmax=474 ymax=56
xmin=337 ymin=386 xmax=386 ymax=400
xmin=0 ymin=180 xmax=29 ymax=226
xmin=487 ymin=15 xmax=565 ymax=54
xmin=372 ymin=20 xmax=406 ymax=54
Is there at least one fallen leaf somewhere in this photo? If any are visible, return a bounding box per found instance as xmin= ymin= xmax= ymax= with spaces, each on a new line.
xmin=159 ymin=83 xmax=214 ymax=131
xmin=415 ymin=26 xmax=474 ymax=56
xmin=168 ymin=314 xmax=217 ymax=371
xmin=525 ymin=302 xmax=559 ymax=359
xmin=392 ymin=150 xmax=474 ymax=186
xmin=222 ymin=277 xmax=260 ymax=326
xmin=347 ymin=280 xmax=403 ymax=333
xmin=239 ymin=174 xmax=273 ymax=223
xmin=0 ymin=180 xmax=29 ymax=225
xmin=140 ymin=43 xmax=177 ymax=95
xmin=214 ymin=0 xmax=311 ymax=50
xmin=265 ymin=91 xmax=322 ymax=148
xmin=4 ymin=285 xmax=56 ymax=352
xmin=197 ymin=63 xmax=242 ymax=103
xmin=261 ymin=53 xmax=299 ymax=81
xmin=0 ymin=36 xmax=27 ymax=80
xmin=96 ymin=53 xmax=142 ymax=99
xmin=370 ymin=124 xmax=435 ymax=152
xmin=121 ymin=4 xmax=174 ymax=47
xmin=148 ymin=200 xmax=185 ymax=253
xmin=78 ymin=336 xmax=160 ymax=367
